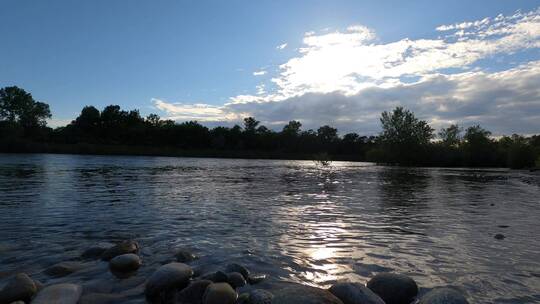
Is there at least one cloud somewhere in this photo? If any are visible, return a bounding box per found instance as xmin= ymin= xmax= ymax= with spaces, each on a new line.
xmin=276 ymin=43 xmax=288 ymax=50
xmin=155 ymin=8 xmax=540 ymax=135
xmin=253 ymin=70 xmax=267 ymax=76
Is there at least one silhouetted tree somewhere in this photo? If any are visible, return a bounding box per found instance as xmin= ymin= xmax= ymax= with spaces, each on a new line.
xmin=0 ymin=86 xmax=51 ymax=129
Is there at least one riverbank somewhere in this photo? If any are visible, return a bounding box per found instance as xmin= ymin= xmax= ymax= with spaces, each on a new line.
xmin=0 ymin=240 xmax=470 ymax=304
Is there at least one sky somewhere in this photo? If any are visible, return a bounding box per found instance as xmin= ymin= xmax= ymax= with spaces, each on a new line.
xmin=1 ymin=0 xmax=539 ymax=135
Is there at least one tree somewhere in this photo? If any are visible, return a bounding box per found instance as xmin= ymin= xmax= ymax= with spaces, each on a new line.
xmin=282 ymin=120 xmax=302 ymax=136
xmin=243 ymin=117 xmax=259 ymax=133
xmin=0 ymin=86 xmax=51 ymax=128
xmin=463 ymin=125 xmax=494 ymax=166
xmin=439 ymin=124 xmax=462 ymax=147
xmin=317 ymin=125 xmax=338 ymax=144
xmin=74 ymin=106 xmax=100 ymax=130
xmin=379 ymin=107 xmax=433 ymax=164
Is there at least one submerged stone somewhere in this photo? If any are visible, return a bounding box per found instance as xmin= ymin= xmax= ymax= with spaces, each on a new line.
xmin=145 ymin=262 xmax=193 ymax=299
xmin=367 ymin=273 xmax=418 ymax=304
xmin=101 ymin=240 xmax=139 ymax=261
xmin=272 ymin=284 xmax=344 ymax=304
xmin=247 ymin=289 xmax=274 ymax=304
xmin=109 ymin=253 xmax=142 ymax=272
xmin=44 ymin=261 xmax=86 ymax=277
xmin=329 ymin=282 xmax=385 ymax=304
xmin=175 ymin=249 xmax=199 ymax=263
xmin=32 ymin=283 xmax=82 ymax=304
xmin=202 ymin=282 xmax=237 ymax=304
xmin=224 ymin=263 xmax=250 ymax=280
xmin=177 ymin=279 xmax=212 ymax=304
xmin=419 ymin=287 xmax=469 ymax=304
xmin=226 ymin=272 xmax=247 ymax=288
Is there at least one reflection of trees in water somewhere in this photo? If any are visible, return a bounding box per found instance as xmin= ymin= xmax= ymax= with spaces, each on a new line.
xmin=377 ymin=167 xmax=430 ymax=205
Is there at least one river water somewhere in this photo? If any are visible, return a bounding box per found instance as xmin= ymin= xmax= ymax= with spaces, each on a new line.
xmin=0 ymin=153 xmax=539 ymax=303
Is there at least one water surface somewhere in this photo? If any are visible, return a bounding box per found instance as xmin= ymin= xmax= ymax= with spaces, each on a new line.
xmin=0 ymin=154 xmax=539 ymax=303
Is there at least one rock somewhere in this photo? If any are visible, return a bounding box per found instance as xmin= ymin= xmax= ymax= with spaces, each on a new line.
xmin=109 ymin=253 xmax=142 ymax=272
xmin=237 ymin=292 xmax=250 ymax=304
xmin=419 ymin=288 xmax=469 ymax=304
xmin=32 ymin=283 xmax=82 ymax=304
xmin=200 ymin=271 xmax=228 ymax=283
xmin=272 ymin=284 xmax=343 ymax=304
xmin=247 ymin=274 xmax=267 ymax=285
xmin=79 ymin=293 xmax=124 ymax=304
xmin=175 ymin=249 xmax=199 ymax=263
xmin=81 ymin=245 xmax=108 ymax=260
xmin=329 ymin=282 xmax=384 ymax=304
xmin=0 ymin=273 xmax=37 ymax=303
xmin=224 ymin=263 xmax=250 ymax=280
xmin=145 ymin=262 xmax=193 ymax=298
xmin=101 ymin=240 xmax=139 ymax=261
xmin=177 ymin=279 xmax=212 ymax=304
xmin=44 ymin=261 xmax=86 ymax=277
xmin=494 ymin=234 xmax=505 ymax=240
xmin=202 ymin=283 xmax=237 ymax=304
xmin=247 ymin=289 xmax=274 ymax=304
xmin=226 ymin=272 xmax=246 ymax=289
xmin=9 ymin=301 xmax=25 ymax=304
xmin=367 ymin=273 xmax=418 ymax=304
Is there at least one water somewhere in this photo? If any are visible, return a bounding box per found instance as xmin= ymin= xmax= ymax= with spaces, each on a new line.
xmin=0 ymin=153 xmax=539 ymax=303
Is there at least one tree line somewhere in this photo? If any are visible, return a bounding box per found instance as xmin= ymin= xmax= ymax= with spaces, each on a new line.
xmin=1 ymin=86 xmax=539 ymax=168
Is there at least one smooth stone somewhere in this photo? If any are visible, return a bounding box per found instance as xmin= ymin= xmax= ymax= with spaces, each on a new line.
xmin=419 ymin=288 xmax=469 ymax=304
xmin=175 ymin=249 xmax=199 ymax=263
xmin=494 ymin=234 xmax=505 ymax=240
xmin=9 ymin=301 xmax=25 ymax=304
xmin=247 ymin=274 xmax=267 ymax=285
xmin=224 ymin=263 xmax=250 ymax=280
xmin=367 ymin=273 xmax=418 ymax=304
xmin=0 ymin=273 xmax=37 ymax=303
xmin=109 ymin=253 xmax=142 ymax=272
xmin=247 ymin=289 xmax=274 ymax=304
xmin=145 ymin=262 xmax=193 ymax=298
xmin=101 ymin=240 xmax=139 ymax=261
xmin=272 ymin=284 xmax=343 ymax=304
xmin=202 ymin=283 xmax=237 ymax=304
xmin=177 ymin=279 xmax=212 ymax=304
xmin=32 ymin=283 xmax=82 ymax=304
xmin=81 ymin=246 xmax=108 ymax=260
xmin=44 ymin=261 xmax=86 ymax=277
xmin=237 ymin=293 xmax=250 ymax=304
xmin=79 ymin=293 xmax=124 ymax=304
xmin=227 ymin=272 xmax=246 ymax=289
xmin=329 ymin=282 xmax=384 ymax=304
xmin=200 ymin=271 xmax=228 ymax=283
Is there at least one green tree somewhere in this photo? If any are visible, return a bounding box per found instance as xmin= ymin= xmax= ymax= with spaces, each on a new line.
xmin=243 ymin=117 xmax=259 ymax=133
xmin=282 ymin=120 xmax=302 ymax=136
xmin=439 ymin=124 xmax=462 ymax=147
xmin=379 ymin=107 xmax=434 ymax=164
xmin=463 ymin=125 xmax=494 ymax=166
xmin=0 ymin=86 xmax=51 ymax=128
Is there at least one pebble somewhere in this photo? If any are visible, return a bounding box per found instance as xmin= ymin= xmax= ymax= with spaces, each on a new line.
xmin=101 ymin=240 xmax=139 ymax=261
xmin=272 ymin=283 xmax=344 ymax=304
xmin=32 ymin=283 xmax=82 ymax=304
xmin=419 ymin=287 xmax=469 ymax=304
xmin=175 ymin=249 xmax=199 ymax=263
xmin=144 ymin=262 xmax=193 ymax=298
xmin=177 ymin=279 xmax=212 ymax=304
xmin=247 ymin=289 xmax=274 ymax=304
xmin=329 ymin=282 xmax=385 ymax=304
xmin=200 ymin=271 xmax=228 ymax=283
xmin=202 ymin=282 xmax=237 ymax=304
xmin=0 ymin=273 xmax=37 ymax=303
xmin=109 ymin=253 xmax=142 ymax=272
xmin=227 ymin=272 xmax=247 ymax=288
xmin=44 ymin=261 xmax=86 ymax=277
xmin=494 ymin=234 xmax=505 ymax=240
xmin=367 ymin=273 xmax=418 ymax=304
xmin=225 ymin=263 xmax=250 ymax=280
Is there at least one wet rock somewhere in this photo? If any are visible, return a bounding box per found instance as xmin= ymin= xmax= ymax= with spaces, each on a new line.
xmin=272 ymin=284 xmax=343 ymax=304
xmin=224 ymin=263 xmax=250 ymax=280
xmin=367 ymin=273 xmax=418 ymax=304
xmin=247 ymin=289 xmax=274 ymax=304
xmin=237 ymin=292 xmax=250 ymax=304
xmin=200 ymin=271 xmax=228 ymax=283
xmin=202 ymin=282 xmax=237 ymax=304
xmin=101 ymin=240 xmax=139 ymax=261
xmin=247 ymin=274 xmax=267 ymax=285
xmin=81 ymin=245 xmax=109 ymax=260
xmin=494 ymin=234 xmax=505 ymax=240
xmin=79 ymin=293 xmax=124 ymax=304
xmin=0 ymin=273 xmax=37 ymax=303
xmin=226 ymin=272 xmax=246 ymax=289
xmin=329 ymin=282 xmax=384 ymax=304
xmin=175 ymin=249 xmax=199 ymax=263
xmin=44 ymin=261 xmax=86 ymax=277
xmin=177 ymin=279 xmax=212 ymax=304
xmin=145 ymin=262 xmax=193 ymax=299
xmin=419 ymin=288 xmax=469 ymax=304
xmin=9 ymin=301 xmax=25 ymax=304
xmin=32 ymin=283 xmax=82 ymax=304
xmin=109 ymin=253 xmax=142 ymax=272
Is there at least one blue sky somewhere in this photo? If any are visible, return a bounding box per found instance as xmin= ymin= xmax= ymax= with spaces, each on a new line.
xmin=1 ymin=1 xmax=539 ymax=134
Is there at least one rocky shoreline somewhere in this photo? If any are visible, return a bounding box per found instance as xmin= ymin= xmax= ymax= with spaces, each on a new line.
xmin=0 ymin=240 xmax=470 ymax=304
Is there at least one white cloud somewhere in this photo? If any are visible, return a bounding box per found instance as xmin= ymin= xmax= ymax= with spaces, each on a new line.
xmin=154 ymin=8 xmax=540 ymax=135
xmin=253 ymin=70 xmax=267 ymax=76
xmin=276 ymin=43 xmax=288 ymax=50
